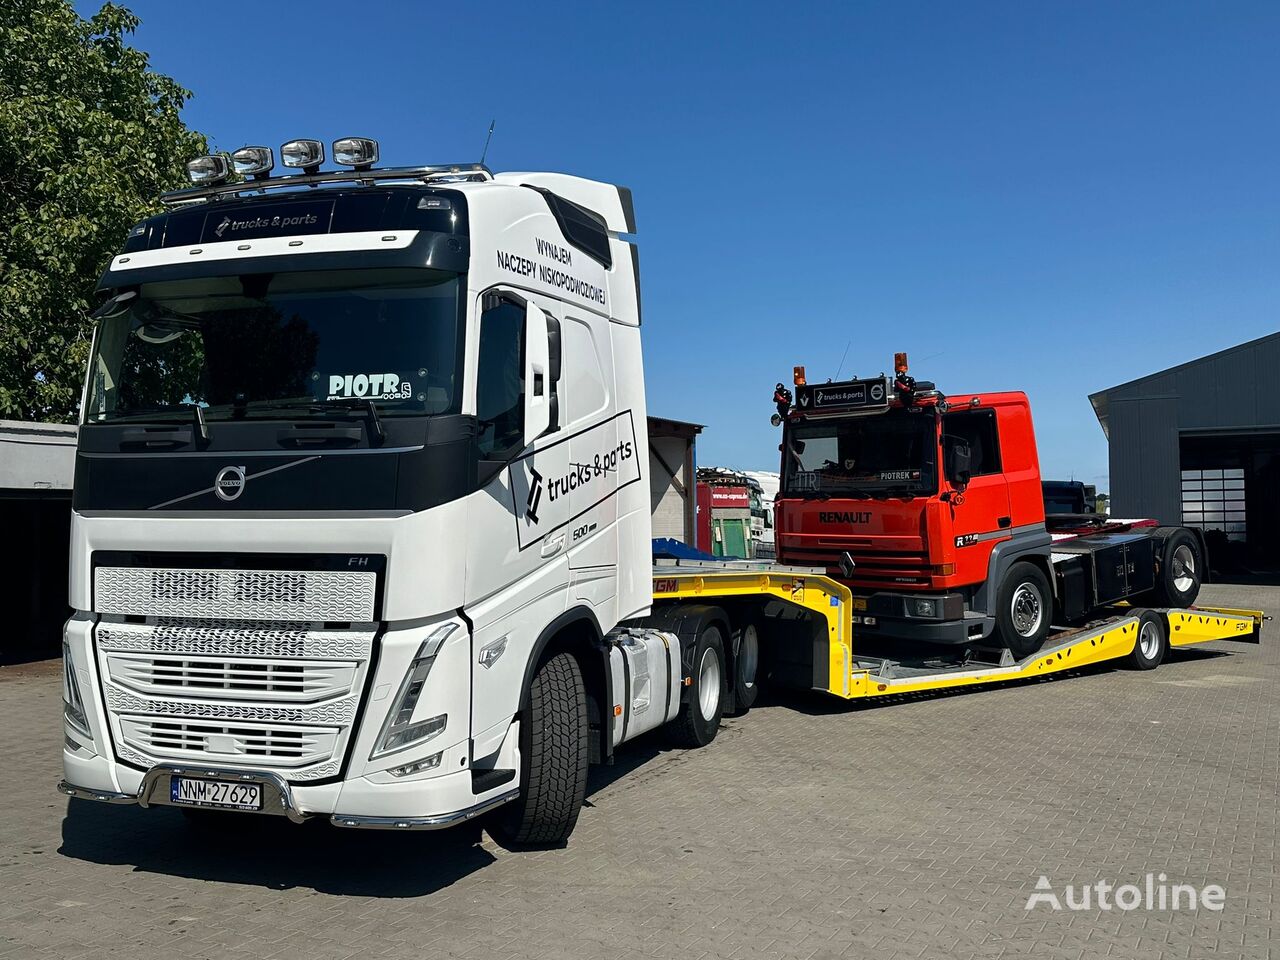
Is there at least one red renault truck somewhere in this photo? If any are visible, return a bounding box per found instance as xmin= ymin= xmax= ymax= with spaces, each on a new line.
xmin=773 ymin=355 xmax=1206 ymax=657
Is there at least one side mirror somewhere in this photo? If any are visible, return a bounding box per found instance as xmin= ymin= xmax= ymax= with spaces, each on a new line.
xmin=944 ymin=438 xmax=973 ymax=487
xmin=523 ymin=300 xmax=551 ymax=448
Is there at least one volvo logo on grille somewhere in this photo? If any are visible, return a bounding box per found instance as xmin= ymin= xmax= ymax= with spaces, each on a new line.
xmin=214 ymin=465 xmax=247 ymax=502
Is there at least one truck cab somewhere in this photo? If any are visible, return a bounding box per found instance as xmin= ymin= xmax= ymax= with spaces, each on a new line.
xmin=774 ymin=362 xmax=1054 ymax=651
xmin=60 ymin=144 xmax=663 ymax=844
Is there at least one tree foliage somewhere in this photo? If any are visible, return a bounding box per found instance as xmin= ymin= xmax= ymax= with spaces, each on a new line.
xmin=0 ymin=1 xmax=208 ymax=422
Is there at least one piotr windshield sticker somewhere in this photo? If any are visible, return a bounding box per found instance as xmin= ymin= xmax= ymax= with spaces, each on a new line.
xmin=324 ymin=371 xmax=417 ymax=401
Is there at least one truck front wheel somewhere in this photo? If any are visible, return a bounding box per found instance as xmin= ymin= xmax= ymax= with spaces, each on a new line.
xmin=489 ymin=651 xmax=589 ymax=848
xmin=995 ymin=562 xmax=1053 ymax=658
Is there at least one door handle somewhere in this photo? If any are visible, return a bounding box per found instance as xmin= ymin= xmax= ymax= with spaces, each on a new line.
xmin=540 ymin=533 xmax=565 ymax=558
xmin=998 ymin=516 xmax=1012 ymax=528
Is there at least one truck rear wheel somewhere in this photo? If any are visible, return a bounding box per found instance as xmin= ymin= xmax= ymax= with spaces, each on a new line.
xmin=667 ymin=623 xmax=725 ymax=747
xmin=489 ymin=651 xmax=589 ymax=848
xmin=1153 ymin=530 xmax=1202 ymax=608
xmin=995 ymin=562 xmax=1053 ymax=658
xmin=1127 ymin=610 xmax=1167 ymax=670
xmin=731 ymin=620 xmax=761 ymax=713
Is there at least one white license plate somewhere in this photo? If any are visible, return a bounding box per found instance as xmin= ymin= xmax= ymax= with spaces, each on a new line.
xmin=170 ymin=776 xmax=263 ymax=811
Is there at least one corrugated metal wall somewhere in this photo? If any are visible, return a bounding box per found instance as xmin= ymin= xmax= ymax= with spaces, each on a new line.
xmin=1106 ymin=396 xmax=1180 ymax=521
xmin=1097 ymin=333 xmax=1280 ymax=525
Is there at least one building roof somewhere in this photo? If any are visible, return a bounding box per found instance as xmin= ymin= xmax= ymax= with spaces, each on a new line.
xmin=647 ymin=415 xmax=704 ymax=439
xmin=1089 ymin=330 xmax=1280 ymax=439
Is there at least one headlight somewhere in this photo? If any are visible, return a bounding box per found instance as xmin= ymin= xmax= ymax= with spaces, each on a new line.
xmin=370 ymin=623 xmax=457 ymax=759
xmin=62 ymin=640 xmax=91 ymax=739
xmin=913 ymin=599 xmax=937 ymax=618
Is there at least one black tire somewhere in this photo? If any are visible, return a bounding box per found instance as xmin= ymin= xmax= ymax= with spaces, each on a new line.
xmin=1153 ymin=530 xmax=1203 ymax=608
xmin=1127 ymin=610 xmax=1167 ymax=670
xmin=994 ymin=562 xmax=1053 ymax=658
xmin=489 ymin=651 xmax=589 ymax=848
xmin=731 ymin=619 xmax=761 ymax=713
xmin=666 ymin=623 xmax=725 ymax=748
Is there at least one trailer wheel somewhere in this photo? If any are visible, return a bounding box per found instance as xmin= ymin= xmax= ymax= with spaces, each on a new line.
xmin=1127 ymin=610 xmax=1168 ymax=670
xmin=731 ymin=620 xmax=761 ymax=713
xmin=489 ymin=651 xmax=589 ymax=848
xmin=995 ymin=562 xmax=1052 ymax=657
xmin=667 ymin=623 xmax=726 ymax=748
xmin=1154 ymin=530 xmax=1202 ymax=607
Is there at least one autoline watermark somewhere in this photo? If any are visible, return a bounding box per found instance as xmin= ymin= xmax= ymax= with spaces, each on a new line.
xmin=1026 ymin=874 xmax=1226 ymax=912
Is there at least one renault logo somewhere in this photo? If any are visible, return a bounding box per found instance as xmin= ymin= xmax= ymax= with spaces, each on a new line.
xmin=214 ymin=465 xmax=247 ymax=502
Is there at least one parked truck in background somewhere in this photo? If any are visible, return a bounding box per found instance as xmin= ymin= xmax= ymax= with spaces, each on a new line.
xmin=773 ymin=357 xmax=1207 ymax=656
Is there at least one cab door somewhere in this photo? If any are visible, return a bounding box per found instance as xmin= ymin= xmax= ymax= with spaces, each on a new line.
xmin=942 ymin=409 xmax=1011 ymax=584
xmin=464 ymin=289 xmax=569 ymax=746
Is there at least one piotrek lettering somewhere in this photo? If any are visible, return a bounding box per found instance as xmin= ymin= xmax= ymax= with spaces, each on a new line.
xmin=496 ymin=237 xmax=607 ymax=305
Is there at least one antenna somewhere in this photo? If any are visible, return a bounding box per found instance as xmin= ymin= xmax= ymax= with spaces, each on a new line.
xmin=479 ymin=119 xmax=495 ymax=166
xmin=834 ymin=340 xmax=851 ymax=380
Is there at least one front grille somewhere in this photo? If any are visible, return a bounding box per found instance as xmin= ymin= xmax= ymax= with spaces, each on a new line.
xmin=95 ymin=566 xmax=376 ymax=621
xmin=104 ymin=652 xmax=358 ymax=703
xmin=118 ymin=717 xmax=339 ymax=768
xmin=784 ymin=547 xmax=932 ymax=586
xmin=96 ymin=618 xmax=375 ymax=782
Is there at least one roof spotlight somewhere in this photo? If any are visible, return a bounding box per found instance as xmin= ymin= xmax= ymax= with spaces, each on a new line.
xmin=231 ymin=145 xmax=274 ymax=179
xmin=333 ymin=137 xmax=379 ymax=171
xmin=186 ymin=154 xmax=231 ymax=185
xmin=280 ymin=139 xmax=325 ymax=173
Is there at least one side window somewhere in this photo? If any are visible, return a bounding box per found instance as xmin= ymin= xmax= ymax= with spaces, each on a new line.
xmin=476 ymin=298 xmax=524 ymax=461
xmin=944 ymin=410 xmax=1002 ymax=477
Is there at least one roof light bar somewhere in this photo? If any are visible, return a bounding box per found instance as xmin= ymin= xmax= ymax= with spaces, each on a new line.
xmin=333 ymin=137 xmax=379 ymax=171
xmin=231 ymin=145 xmax=274 ymax=179
xmin=280 ymin=139 xmax=324 ymax=173
xmin=186 ymin=154 xmax=231 ymax=185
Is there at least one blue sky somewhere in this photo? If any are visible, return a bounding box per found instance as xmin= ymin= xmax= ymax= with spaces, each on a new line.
xmin=94 ymin=1 xmax=1280 ymax=486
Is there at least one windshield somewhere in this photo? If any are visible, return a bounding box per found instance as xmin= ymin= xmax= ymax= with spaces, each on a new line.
xmin=85 ymin=268 xmax=462 ymax=423
xmin=782 ymin=413 xmax=938 ymax=496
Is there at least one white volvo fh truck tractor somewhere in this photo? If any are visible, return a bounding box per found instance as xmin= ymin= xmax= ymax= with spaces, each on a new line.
xmin=57 ymin=139 xmax=740 ymax=846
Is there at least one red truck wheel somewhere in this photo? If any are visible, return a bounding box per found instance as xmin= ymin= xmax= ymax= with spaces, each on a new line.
xmin=995 ymin=562 xmax=1052 ymax=657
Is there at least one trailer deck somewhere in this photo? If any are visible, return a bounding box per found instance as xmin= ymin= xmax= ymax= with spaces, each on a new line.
xmin=651 ymin=559 xmax=1264 ymax=701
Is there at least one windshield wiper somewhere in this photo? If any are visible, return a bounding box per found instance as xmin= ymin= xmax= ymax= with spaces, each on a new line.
xmin=101 ymin=402 xmax=209 ymax=446
xmin=249 ymin=398 xmax=385 ymax=445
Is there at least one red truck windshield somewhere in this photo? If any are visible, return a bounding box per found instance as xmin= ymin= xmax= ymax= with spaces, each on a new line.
xmin=783 ymin=413 xmax=938 ymax=496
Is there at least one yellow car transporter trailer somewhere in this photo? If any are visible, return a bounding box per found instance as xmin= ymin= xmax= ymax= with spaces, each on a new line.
xmin=650 ymin=560 xmax=1264 ymax=704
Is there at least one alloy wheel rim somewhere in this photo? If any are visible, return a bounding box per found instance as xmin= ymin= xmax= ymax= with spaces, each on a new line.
xmin=1171 ymin=544 xmax=1196 ymax=593
xmin=1139 ymin=620 xmax=1162 ymax=660
xmin=698 ymin=646 xmax=721 ymax=721
xmin=1011 ymin=583 xmax=1043 ymax=637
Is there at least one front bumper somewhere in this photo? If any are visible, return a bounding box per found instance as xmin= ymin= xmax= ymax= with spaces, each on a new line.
xmin=855 ymin=591 xmax=994 ymax=645
xmin=58 ymin=762 xmax=520 ymax=830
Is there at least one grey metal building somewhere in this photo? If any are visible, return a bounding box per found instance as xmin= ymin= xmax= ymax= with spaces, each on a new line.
xmin=1090 ymin=332 xmax=1280 ymax=566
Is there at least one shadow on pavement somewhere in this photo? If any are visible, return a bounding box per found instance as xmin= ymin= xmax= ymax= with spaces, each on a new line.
xmin=57 ymin=736 xmax=680 ymax=895
xmin=59 ymin=799 xmax=497 ymax=897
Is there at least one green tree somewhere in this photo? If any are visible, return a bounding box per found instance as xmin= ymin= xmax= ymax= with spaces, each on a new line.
xmin=0 ymin=0 xmax=208 ymax=422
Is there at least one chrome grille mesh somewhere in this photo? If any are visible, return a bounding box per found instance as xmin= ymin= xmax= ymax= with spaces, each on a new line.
xmin=95 ymin=566 xmax=376 ymax=621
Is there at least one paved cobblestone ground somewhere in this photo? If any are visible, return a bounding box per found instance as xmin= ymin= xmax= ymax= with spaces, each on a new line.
xmin=1 ymin=584 xmax=1276 ymax=960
